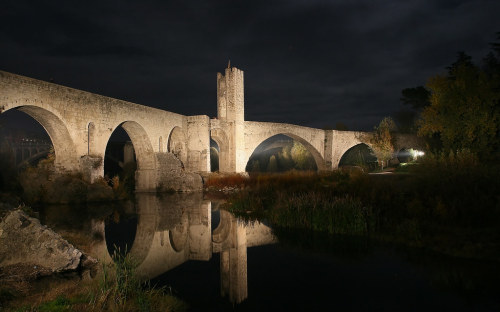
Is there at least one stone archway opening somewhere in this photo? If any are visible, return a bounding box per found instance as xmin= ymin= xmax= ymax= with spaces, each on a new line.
xmin=104 ymin=126 xmax=136 ymax=193
xmin=210 ymin=139 xmax=220 ymax=172
xmin=0 ymin=109 xmax=52 ymax=170
xmin=338 ymin=143 xmax=377 ymax=172
xmin=104 ymin=121 xmax=156 ymax=193
xmin=210 ymin=128 xmax=230 ymax=172
xmin=245 ymin=134 xmax=318 ymax=173
xmin=0 ymin=106 xmax=77 ymax=171
xmin=397 ymin=148 xmax=412 ymax=163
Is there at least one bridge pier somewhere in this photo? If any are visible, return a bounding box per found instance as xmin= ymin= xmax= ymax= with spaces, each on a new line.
xmin=135 ymin=168 xmax=157 ymax=192
xmin=79 ymin=155 xmax=104 ymax=183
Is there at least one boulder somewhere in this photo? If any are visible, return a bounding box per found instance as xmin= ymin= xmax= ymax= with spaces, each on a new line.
xmin=0 ymin=209 xmax=90 ymax=273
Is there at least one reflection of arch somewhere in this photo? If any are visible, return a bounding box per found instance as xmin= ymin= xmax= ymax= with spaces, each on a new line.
xmin=169 ymin=217 xmax=188 ymax=252
xmin=246 ymin=133 xmax=326 ymax=171
xmin=87 ymin=122 xmax=95 ymax=155
xmin=9 ymin=106 xmax=78 ymax=170
xmin=167 ymin=127 xmax=187 ymax=165
xmin=338 ymin=143 xmax=377 ymax=169
xmin=210 ymin=128 xmax=230 ymax=172
xmin=103 ymin=194 xmax=158 ymax=267
xmin=212 ymin=209 xmax=233 ymax=246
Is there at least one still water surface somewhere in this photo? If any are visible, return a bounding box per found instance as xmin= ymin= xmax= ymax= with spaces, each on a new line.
xmin=40 ymin=193 xmax=500 ymax=311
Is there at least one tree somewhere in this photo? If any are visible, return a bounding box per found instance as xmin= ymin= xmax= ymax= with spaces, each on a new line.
xmin=267 ymin=155 xmax=278 ymax=172
xmin=371 ymin=117 xmax=397 ymax=169
xmin=291 ymin=141 xmax=316 ymax=170
xmin=400 ymin=86 xmax=431 ymax=111
xmin=393 ymin=109 xmax=417 ymax=134
xmin=418 ymin=52 xmax=500 ymax=160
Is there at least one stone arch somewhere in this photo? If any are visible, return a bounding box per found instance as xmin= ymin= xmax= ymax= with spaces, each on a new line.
xmin=104 ymin=121 xmax=156 ymax=191
xmin=210 ymin=128 xmax=230 ymax=172
xmin=159 ymin=136 xmax=163 ymax=153
xmin=397 ymin=148 xmax=412 ymax=163
xmin=167 ymin=126 xmax=187 ymax=165
xmin=338 ymin=143 xmax=377 ymax=170
xmin=2 ymin=105 xmax=78 ymax=171
xmin=246 ymin=133 xmax=326 ymax=171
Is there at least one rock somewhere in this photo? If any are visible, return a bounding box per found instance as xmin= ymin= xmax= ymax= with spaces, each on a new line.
xmin=0 ymin=209 xmax=91 ymax=273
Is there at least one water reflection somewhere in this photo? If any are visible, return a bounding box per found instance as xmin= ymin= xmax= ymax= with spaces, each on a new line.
xmin=92 ymin=193 xmax=277 ymax=304
xmin=38 ymin=196 xmax=500 ymax=310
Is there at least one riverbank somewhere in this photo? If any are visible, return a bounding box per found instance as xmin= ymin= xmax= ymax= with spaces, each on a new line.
xmin=0 ymin=205 xmax=187 ymax=312
xmin=215 ymin=162 xmax=500 ymax=262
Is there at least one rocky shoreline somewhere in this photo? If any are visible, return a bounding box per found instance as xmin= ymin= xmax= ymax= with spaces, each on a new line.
xmin=0 ymin=207 xmax=97 ymax=308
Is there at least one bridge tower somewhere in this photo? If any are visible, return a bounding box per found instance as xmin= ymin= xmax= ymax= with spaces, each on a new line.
xmin=216 ymin=64 xmax=246 ymax=172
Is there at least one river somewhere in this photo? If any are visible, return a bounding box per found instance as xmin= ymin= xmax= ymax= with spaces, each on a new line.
xmin=39 ymin=193 xmax=500 ymax=311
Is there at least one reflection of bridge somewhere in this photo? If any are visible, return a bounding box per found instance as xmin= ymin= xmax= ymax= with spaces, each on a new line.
xmin=91 ymin=193 xmax=276 ymax=304
xmin=0 ymin=68 xmax=424 ymax=191
xmin=1 ymin=140 xmax=52 ymax=167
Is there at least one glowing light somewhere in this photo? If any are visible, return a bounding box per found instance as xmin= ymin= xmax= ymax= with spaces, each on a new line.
xmin=409 ymin=149 xmax=425 ymax=159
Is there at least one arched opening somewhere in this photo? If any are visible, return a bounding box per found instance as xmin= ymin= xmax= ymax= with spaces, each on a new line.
xmin=104 ymin=121 xmax=156 ymax=193
xmin=397 ymin=148 xmax=412 ymax=163
xmin=0 ymin=109 xmax=52 ymax=189
xmin=245 ymin=134 xmax=318 ymax=173
xmin=0 ymin=106 xmax=76 ymax=170
xmin=0 ymin=107 xmax=79 ymax=196
xmin=105 ymin=126 xmax=136 ymax=193
xmin=167 ymin=127 xmax=187 ymax=166
xmin=338 ymin=143 xmax=377 ymax=172
xmin=210 ymin=128 xmax=230 ymax=172
xmin=210 ymin=139 xmax=220 ymax=172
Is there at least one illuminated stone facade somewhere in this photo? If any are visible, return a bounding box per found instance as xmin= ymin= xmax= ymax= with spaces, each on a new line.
xmin=0 ymin=67 xmax=424 ymax=191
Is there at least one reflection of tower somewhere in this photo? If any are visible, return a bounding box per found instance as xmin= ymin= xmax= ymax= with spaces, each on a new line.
xmin=214 ymin=210 xmax=248 ymax=304
xmin=216 ymin=65 xmax=245 ymax=172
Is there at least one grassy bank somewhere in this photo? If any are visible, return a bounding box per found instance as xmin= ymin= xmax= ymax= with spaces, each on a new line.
xmin=221 ymin=157 xmax=500 ymax=261
xmin=1 ymin=251 xmax=187 ymax=312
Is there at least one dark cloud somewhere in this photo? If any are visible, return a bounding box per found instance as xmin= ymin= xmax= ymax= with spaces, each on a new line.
xmin=1 ymin=0 xmax=499 ymax=131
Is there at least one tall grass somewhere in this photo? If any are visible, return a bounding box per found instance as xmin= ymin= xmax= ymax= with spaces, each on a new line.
xmin=87 ymin=250 xmax=187 ymax=312
xmin=225 ymin=158 xmax=500 ymax=260
xmin=226 ymin=172 xmax=375 ymax=236
xmin=269 ymin=192 xmax=375 ymax=235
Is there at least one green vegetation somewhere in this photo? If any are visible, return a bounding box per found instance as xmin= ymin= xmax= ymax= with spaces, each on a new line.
xmin=224 ymin=158 xmax=500 ymax=261
xmin=400 ymin=33 xmax=500 ymax=161
xmin=370 ymin=117 xmax=397 ymax=170
xmin=246 ymin=139 xmax=317 ymax=172
xmin=85 ymin=251 xmax=186 ymax=312
xmin=2 ymin=251 xmax=187 ymax=312
xmin=0 ymin=146 xmax=135 ymax=205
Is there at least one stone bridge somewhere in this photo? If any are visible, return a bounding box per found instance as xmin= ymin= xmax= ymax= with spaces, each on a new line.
xmin=0 ymin=66 xmax=424 ymax=191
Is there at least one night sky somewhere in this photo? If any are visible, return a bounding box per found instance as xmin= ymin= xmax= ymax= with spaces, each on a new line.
xmin=1 ymin=0 xmax=499 ymax=131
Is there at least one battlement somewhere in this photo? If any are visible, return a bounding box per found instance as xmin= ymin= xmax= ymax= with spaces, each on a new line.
xmin=217 ymin=66 xmax=244 ymax=123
